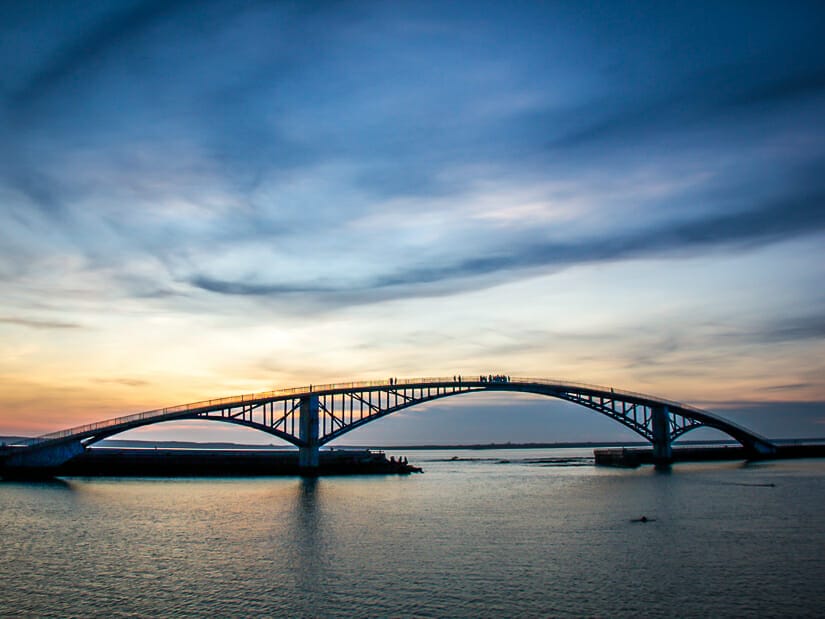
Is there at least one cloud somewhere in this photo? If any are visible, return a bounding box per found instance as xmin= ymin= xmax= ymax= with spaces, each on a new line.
xmin=548 ymin=65 xmax=825 ymax=153
xmin=191 ymin=277 xmax=316 ymax=297
xmin=93 ymin=378 xmax=150 ymax=388
xmin=752 ymin=315 xmax=825 ymax=344
xmin=758 ymin=383 xmax=815 ymax=393
xmin=0 ymin=316 xmax=83 ymax=330
xmin=735 ymin=70 xmax=825 ymax=108
xmin=189 ymin=183 xmax=825 ymax=306
xmin=6 ymin=0 xmax=208 ymax=113
xmin=3 ymin=1 xmax=824 ymax=229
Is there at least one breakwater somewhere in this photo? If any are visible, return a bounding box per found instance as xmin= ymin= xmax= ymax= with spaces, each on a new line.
xmin=48 ymin=448 xmax=421 ymax=477
xmin=594 ymin=443 xmax=825 ymax=467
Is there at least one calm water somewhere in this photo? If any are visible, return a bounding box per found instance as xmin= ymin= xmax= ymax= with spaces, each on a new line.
xmin=2 ymin=449 xmax=824 ymax=617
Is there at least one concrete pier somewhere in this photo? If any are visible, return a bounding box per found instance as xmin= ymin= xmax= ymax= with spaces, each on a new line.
xmin=298 ymin=395 xmax=320 ymax=473
xmin=651 ymin=405 xmax=672 ymax=464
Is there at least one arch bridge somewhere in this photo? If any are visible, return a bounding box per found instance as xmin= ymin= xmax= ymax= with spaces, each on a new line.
xmin=1 ymin=376 xmax=775 ymax=473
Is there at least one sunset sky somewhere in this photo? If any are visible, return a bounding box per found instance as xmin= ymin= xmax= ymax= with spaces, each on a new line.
xmin=1 ymin=1 xmax=823 ymax=445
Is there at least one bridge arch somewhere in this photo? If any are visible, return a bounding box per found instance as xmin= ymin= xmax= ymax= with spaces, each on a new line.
xmin=79 ymin=416 xmax=303 ymax=449
xmin=1 ymin=376 xmax=775 ymax=471
xmin=314 ymin=385 xmax=651 ymax=445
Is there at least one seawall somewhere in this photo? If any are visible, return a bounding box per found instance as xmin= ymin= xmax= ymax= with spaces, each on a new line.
xmin=48 ymin=448 xmax=421 ymax=477
xmin=594 ymin=443 xmax=825 ymax=467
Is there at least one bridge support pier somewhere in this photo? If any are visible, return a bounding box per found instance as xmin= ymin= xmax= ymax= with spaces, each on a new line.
xmin=651 ymin=405 xmax=672 ymax=465
xmin=298 ymin=394 xmax=320 ymax=474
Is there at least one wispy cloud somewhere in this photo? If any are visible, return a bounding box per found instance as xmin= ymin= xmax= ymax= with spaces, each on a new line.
xmin=6 ymin=1 xmax=194 ymax=111
xmin=758 ymin=383 xmax=815 ymax=393
xmin=0 ymin=316 xmax=83 ymax=330
xmin=189 ymin=183 xmax=825 ymax=306
xmin=752 ymin=316 xmax=825 ymax=344
xmin=93 ymin=378 xmax=150 ymax=388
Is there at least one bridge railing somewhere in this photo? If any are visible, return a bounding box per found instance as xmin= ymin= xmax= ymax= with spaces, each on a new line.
xmin=514 ymin=377 xmax=691 ymax=409
xmin=19 ymin=375 xmax=700 ymax=446
xmin=19 ymin=377 xmax=455 ymax=445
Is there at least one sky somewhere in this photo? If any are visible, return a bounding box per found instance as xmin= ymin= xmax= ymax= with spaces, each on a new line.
xmin=1 ymin=1 xmax=824 ymax=445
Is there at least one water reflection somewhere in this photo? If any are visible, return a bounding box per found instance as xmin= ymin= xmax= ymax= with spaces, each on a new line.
xmin=273 ymin=476 xmax=333 ymax=603
xmin=295 ymin=476 xmax=322 ymax=550
xmin=292 ymin=476 xmax=324 ymax=556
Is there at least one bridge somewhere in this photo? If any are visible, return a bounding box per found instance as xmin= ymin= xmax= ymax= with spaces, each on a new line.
xmin=0 ymin=376 xmax=776 ymax=475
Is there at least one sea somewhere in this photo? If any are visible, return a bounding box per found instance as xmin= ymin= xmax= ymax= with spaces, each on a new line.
xmin=2 ymin=448 xmax=824 ymax=617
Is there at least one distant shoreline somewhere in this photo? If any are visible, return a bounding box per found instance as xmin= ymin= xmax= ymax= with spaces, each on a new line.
xmin=92 ymin=439 xmax=712 ymax=450
xmin=90 ymin=437 xmax=825 ymax=450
